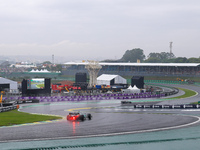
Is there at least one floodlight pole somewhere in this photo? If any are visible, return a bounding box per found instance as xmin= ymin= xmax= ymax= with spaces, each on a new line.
xmin=169 ymin=42 xmax=173 ymax=59
xmin=52 ymin=54 xmax=54 ymax=65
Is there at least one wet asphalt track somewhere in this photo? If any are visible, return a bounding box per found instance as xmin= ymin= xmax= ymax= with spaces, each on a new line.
xmin=0 ymin=102 xmax=198 ymax=142
xmin=0 ymin=84 xmax=200 ymax=143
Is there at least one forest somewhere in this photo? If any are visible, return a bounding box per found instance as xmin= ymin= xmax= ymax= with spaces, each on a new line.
xmin=103 ymin=48 xmax=200 ymax=63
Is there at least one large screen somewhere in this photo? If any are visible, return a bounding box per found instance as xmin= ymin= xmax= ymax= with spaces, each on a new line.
xmin=28 ymin=78 xmax=45 ymax=89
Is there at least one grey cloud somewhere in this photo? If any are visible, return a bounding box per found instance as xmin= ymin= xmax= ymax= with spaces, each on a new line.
xmin=0 ymin=0 xmax=200 ymax=60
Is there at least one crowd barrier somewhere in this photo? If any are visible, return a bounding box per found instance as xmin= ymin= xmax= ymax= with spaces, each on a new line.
xmin=11 ymin=92 xmax=167 ymax=103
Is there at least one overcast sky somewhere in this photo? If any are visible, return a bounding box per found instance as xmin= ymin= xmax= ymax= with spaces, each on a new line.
xmin=0 ymin=0 xmax=200 ymax=62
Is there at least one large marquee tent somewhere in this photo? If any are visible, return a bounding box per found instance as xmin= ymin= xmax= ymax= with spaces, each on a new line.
xmin=0 ymin=77 xmax=18 ymax=92
xmin=97 ymin=74 xmax=127 ymax=85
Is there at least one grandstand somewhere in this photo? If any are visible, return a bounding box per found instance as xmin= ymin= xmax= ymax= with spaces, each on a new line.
xmin=62 ymin=62 xmax=200 ymax=78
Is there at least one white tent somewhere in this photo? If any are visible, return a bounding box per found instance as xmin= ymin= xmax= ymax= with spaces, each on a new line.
xmin=0 ymin=77 xmax=18 ymax=92
xmin=97 ymin=74 xmax=127 ymax=85
xmin=122 ymin=85 xmax=140 ymax=93
xmin=30 ymin=69 xmax=50 ymax=73
xmin=130 ymin=85 xmax=140 ymax=93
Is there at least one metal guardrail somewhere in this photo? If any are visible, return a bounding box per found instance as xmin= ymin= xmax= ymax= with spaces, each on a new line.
xmin=0 ymin=105 xmax=17 ymax=113
xmin=145 ymin=80 xmax=200 ymax=85
xmin=144 ymin=80 xmax=188 ymax=84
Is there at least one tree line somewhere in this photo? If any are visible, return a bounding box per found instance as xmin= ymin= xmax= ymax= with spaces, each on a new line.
xmin=103 ymin=48 xmax=200 ymax=63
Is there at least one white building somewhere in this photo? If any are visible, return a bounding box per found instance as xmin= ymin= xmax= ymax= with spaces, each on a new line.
xmin=0 ymin=77 xmax=18 ymax=93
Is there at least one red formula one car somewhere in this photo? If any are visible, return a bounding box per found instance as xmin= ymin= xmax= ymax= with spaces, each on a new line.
xmin=67 ymin=112 xmax=92 ymax=121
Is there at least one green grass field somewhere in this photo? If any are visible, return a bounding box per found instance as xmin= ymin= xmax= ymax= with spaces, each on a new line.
xmin=0 ymin=109 xmax=62 ymax=126
xmin=36 ymin=83 xmax=44 ymax=88
xmin=164 ymin=87 xmax=197 ymax=100
xmin=175 ymin=87 xmax=197 ymax=99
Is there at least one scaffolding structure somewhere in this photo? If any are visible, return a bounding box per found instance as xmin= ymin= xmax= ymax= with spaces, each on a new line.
xmin=85 ymin=61 xmax=102 ymax=87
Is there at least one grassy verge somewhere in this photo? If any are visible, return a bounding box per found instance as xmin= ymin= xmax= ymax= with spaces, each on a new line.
xmin=0 ymin=109 xmax=62 ymax=126
xmin=165 ymin=87 xmax=197 ymax=100
xmin=36 ymin=83 xmax=44 ymax=88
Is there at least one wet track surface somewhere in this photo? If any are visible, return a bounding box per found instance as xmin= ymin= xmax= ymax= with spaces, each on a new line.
xmin=1 ymin=83 xmax=200 ymax=149
xmin=0 ymin=102 xmax=199 ymax=142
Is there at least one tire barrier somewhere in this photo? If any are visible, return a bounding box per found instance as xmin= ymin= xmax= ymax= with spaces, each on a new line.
xmin=121 ymin=101 xmax=200 ymax=109
xmin=164 ymin=87 xmax=179 ymax=96
xmin=0 ymin=105 xmax=17 ymax=113
xmin=146 ymin=82 xmax=179 ymax=96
